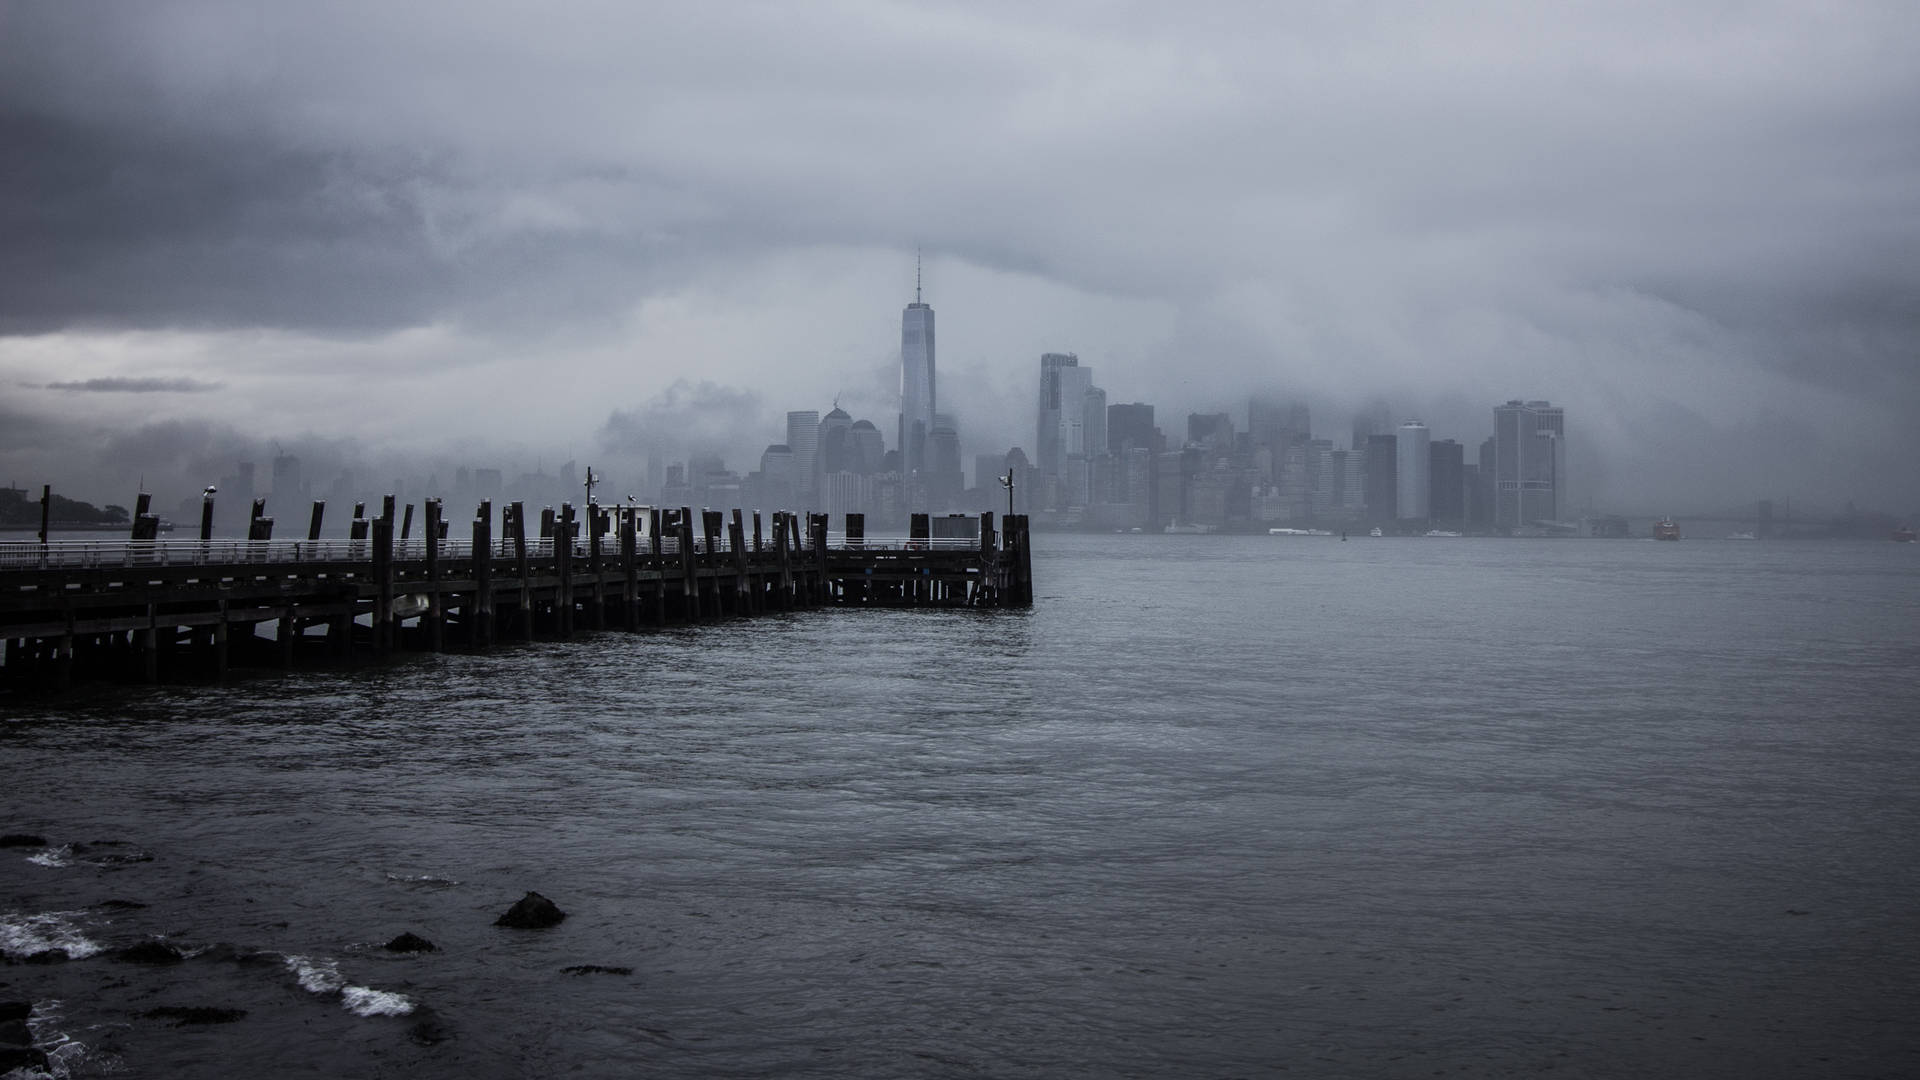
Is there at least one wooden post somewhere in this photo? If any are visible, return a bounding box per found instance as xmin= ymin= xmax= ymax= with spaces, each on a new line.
xmin=212 ymin=599 xmax=229 ymax=682
xmin=699 ymin=511 xmax=720 ymax=615
xmin=511 ymin=502 xmax=532 ymax=641
xmin=773 ymin=511 xmax=792 ymax=609
xmin=679 ymin=509 xmax=699 ymax=620
xmin=811 ymin=513 xmax=829 ymax=604
xmin=424 ymin=498 xmax=444 ymax=652
xmin=401 ymin=503 xmax=415 ymax=542
xmin=729 ymin=509 xmax=749 ymax=614
xmin=372 ymin=515 xmax=394 ymax=657
xmin=556 ymin=503 xmax=575 ymax=638
xmin=648 ymin=508 xmax=665 ymax=624
xmin=278 ymin=604 xmax=297 ymax=667
xmin=621 ymin=512 xmax=639 ymax=630
xmin=38 ymin=484 xmax=50 ymax=547
xmin=140 ymin=603 xmax=159 ymax=683
xmin=472 ymin=502 xmax=493 ymax=649
xmin=846 ymin=513 xmax=868 ymax=604
xmin=131 ymin=493 xmax=152 ymax=539
xmin=199 ymin=495 xmax=215 ymax=544
xmin=587 ymin=501 xmax=605 ymax=630
xmin=753 ymin=511 xmax=764 ymax=553
xmin=308 ymin=501 xmax=325 ymax=542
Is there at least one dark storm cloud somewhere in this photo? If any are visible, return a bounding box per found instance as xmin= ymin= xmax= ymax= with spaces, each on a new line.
xmin=2 ymin=1 xmax=1918 ymax=510
xmin=600 ymin=381 xmax=767 ymax=461
xmin=43 ymin=376 xmax=222 ymax=393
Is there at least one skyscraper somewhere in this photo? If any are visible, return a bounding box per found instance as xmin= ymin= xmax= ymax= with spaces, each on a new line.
xmin=1036 ymin=352 xmax=1083 ymax=483
xmin=899 ymin=261 xmax=936 ymax=476
xmin=1107 ymin=403 xmax=1156 ymax=454
xmin=1364 ymin=434 xmax=1397 ymax=524
xmin=1494 ymin=400 xmax=1566 ymax=530
xmin=1396 ymin=419 xmax=1430 ymax=521
xmin=786 ymin=410 xmax=820 ymax=502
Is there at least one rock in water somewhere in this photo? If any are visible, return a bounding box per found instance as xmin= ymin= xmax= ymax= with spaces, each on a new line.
xmin=0 ymin=1046 xmax=49 ymax=1073
xmin=0 ymin=834 xmax=46 ymax=848
xmin=494 ymin=892 xmax=565 ymax=929
xmin=0 ymin=1003 xmax=30 ymax=1023
xmin=384 ymin=932 xmax=438 ymax=953
xmin=144 ymin=1006 xmax=246 ymax=1026
xmin=115 ymin=941 xmax=185 ymax=964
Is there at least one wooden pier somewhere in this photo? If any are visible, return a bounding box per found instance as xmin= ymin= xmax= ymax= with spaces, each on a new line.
xmin=0 ymin=501 xmax=1032 ymax=693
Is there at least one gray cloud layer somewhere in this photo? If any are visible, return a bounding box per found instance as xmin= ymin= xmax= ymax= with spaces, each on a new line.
xmin=2 ymin=1 xmax=1917 ymax=512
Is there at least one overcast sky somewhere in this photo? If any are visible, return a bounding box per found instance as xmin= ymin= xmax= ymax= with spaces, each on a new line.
xmin=3 ymin=0 xmax=1916 ymax=514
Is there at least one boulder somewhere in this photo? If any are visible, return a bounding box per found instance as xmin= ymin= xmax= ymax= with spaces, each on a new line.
xmin=144 ymin=1006 xmax=246 ymax=1026
xmin=0 ymin=834 xmax=46 ymax=848
xmin=0 ymin=1019 xmax=32 ymax=1045
xmin=0 ymin=1045 xmax=49 ymax=1073
xmin=494 ymin=892 xmax=565 ymax=929
xmin=0 ymin=1002 xmax=30 ymax=1023
xmin=114 ymin=941 xmax=185 ymax=965
xmin=384 ymin=932 xmax=438 ymax=953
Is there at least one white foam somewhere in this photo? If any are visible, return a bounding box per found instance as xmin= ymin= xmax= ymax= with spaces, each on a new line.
xmin=340 ymin=986 xmax=415 ymax=1017
xmin=283 ymin=954 xmax=344 ymax=994
xmin=24 ymin=845 xmax=72 ymax=869
xmin=384 ymin=872 xmax=460 ymax=888
xmin=283 ymin=955 xmax=415 ymax=1017
xmin=0 ymin=912 xmax=101 ymax=961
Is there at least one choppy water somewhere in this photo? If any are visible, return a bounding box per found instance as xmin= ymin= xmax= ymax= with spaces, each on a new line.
xmin=4 ymin=535 xmax=1919 ymax=1078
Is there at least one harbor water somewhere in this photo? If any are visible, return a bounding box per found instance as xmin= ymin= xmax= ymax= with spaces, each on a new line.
xmin=3 ymin=534 xmax=1918 ymax=1077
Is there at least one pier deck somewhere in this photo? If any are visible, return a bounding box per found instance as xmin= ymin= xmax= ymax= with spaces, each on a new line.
xmin=1 ymin=502 xmax=1033 ymax=692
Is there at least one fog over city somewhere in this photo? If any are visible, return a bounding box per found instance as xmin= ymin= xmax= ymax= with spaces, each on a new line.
xmin=3 ymin=1 xmax=1917 ymax=516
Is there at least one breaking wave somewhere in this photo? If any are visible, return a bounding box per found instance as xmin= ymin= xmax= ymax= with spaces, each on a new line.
xmin=282 ymin=955 xmax=414 ymax=1018
xmin=0 ymin=911 xmax=101 ymax=961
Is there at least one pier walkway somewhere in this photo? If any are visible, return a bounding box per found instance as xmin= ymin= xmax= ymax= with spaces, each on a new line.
xmin=0 ymin=500 xmax=1033 ymax=692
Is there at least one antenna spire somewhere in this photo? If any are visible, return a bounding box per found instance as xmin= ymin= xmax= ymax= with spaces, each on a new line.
xmin=915 ymin=247 xmax=922 ymax=304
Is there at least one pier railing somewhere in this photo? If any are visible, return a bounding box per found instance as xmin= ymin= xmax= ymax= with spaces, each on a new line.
xmin=0 ymin=534 xmax=990 ymax=571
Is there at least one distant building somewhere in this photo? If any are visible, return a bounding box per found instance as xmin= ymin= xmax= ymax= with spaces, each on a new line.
xmin=1248 ymin=397 xmax=1309 ymax=457
xmin=1036 ymin=353 xmax=1081 ymax=481
xmin=1364 ymin=434 xmax=1397 ymax=523
xmin=758 ymin=444 xmax=795 ymax=508
xmin=847 ymin=420 xmax=886 ymax=475
xmin=819 ymin=406 xmax=854 ymax=476
xmin=1188 ymin=413 xmax=1234 ymax=457
xmin=1494 ymin=400 xmax=1566 ymax=530
xmin=899 ymin=269 xmax=936 ymax=476
xmin=1429 ymin=439 xmax=1465 ymax=524
xmin=786 ymin=411 xmax=820 ymax=501
xmin=1395 ymin=420 xmax=1430 ymax=521
xmin=1108 ymin=402 xmax=1156 ymax=454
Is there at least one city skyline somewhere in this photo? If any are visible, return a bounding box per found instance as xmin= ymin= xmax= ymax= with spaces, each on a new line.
xmin=3 ymin=6 xmax=1917 ymax=516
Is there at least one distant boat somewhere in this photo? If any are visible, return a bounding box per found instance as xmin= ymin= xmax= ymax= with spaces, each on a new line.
xmin=1895 ymin=525 xmax=1916 ymax=543
xmin=1165 ymin=522 xmax=1213 ymax=534
xmin=1369 ymin=527 xmax=1383 ymax=538
xmin=1268 ymin=527 xmax=1332 ymax=536
xmin=1423 ymin=530 xmax=1463 ymax=538
xmin=1653 ymin=519 xmax=1681 ymax=541
xmin=1727 ymin=532 xmax=1757 ymax=541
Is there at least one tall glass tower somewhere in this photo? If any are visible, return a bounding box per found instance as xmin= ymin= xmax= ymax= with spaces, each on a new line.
xmin=1494 ymin=399 xmax=1566 ymax=530
xmin=899 ymin=258 xmax=936 ymax=476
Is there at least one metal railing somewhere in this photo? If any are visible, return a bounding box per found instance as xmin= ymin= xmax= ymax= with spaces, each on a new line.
xmin=1 ymin=533 xmax=985 ymax=572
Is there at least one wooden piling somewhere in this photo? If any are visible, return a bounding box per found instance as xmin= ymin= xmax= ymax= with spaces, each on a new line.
xmin=424 ymin=498 xmax=444 ymax=652
xmin=556 ymin=503 xmax=575 ymax=638
xmin=472 ymin=503 xmax=493 ymax=649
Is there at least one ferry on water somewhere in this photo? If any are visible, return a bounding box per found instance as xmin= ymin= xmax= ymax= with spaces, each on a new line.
xmin=1895 ymin=525 xmax=1916 ymax=543
xmin=1653 ymin=519 xmax=1681 ymax=541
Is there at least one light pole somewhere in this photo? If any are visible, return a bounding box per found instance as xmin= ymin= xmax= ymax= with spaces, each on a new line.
xmin=999 ymin=469 xmax=1015 ymax=519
